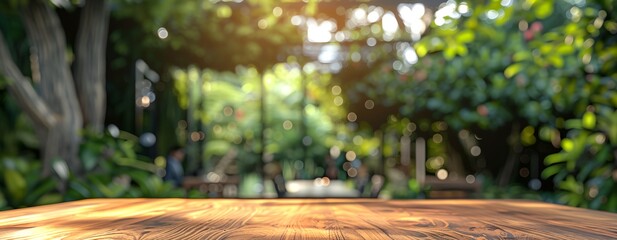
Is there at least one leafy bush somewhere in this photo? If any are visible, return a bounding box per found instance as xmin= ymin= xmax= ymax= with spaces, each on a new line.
xmin=542 ymin=108 xmax=617 ymax=211
xmin=0 ymin=157 xmax=60 ymax=209
xmin=0 ymin=129 xmax=189 ymax=209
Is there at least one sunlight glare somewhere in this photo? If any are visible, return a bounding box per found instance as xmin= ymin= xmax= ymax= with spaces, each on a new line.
xmin=435 ymin=1 xmax=458 ymax=26
xmin=403 ymin=47 xmax=418 ymax=64
xmin=486 ymin=10 xmax=499 ymax=20
xmin=307 ymin=19 xmax=335 ymax=43
xmin=318 ymin=44 xmax=340 ymax=63
xmin=367 ymin=9 xmax=381 ymax=23
xmin=458 ymin=2 xmax=469 ymax=14
xmin=437 ymin=169 xmax=448 ymax=180
xmin=353 ymin=8 xmax=367 ymax=24
xmin=398 ymin=4 xmax=428 ymax=41
xmin=382 ymin=11 xmax=399 ymax=40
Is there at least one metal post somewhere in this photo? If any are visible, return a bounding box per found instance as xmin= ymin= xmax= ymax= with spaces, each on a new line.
xmin=415 ymin=137 xmax=426 ymax=186
xmin=135 ymin=61 xmax=143 ymax=135
xmin=300 ymin=69 xmax=308 ymax=170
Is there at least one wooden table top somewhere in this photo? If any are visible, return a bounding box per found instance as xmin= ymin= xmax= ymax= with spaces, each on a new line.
xmin=1 ymin=198 xmax=616 ymax=239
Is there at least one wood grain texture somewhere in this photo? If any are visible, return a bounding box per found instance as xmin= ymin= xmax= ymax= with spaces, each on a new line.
xmin=0 ymin=199 xmax=616 ymax=239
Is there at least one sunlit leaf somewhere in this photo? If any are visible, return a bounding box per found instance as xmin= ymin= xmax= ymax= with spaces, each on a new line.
xmin=464 ymin=17 xmax=478 ymax=29
xmin=534 ymin=1 xmax=553 ymax=19
xmin=556 ymin=45 xmax=574 ymax=55
xmin=582 ymin=111 xmax=596 ymax=129
xmin=456 ymin=45 xmax=468 ymax=56
xmin=305 ymin=0 xmax=318 ymax=16
xmin=444 ymin=46 xmax=457 ymax=60
xmin=216 ymin=5 xmax=232 ymax=18
xmin=544 ymin=152 xmax=567 ymax=165
xmin=504 ymin=63 xmax=523 ymax=78
xmin=548 ymin=55 xmax=564 ymax=68
xmin=513 ymin=51 xmax=531 ymax=62
xmin=561 ymin=139 xmax=574 ymax=152
xmin=559 ymin=176 xmax=583 ymax=194
xmin=456 ymin=30 xmax=475 ymax=43
xmin=415 ymin=43 xmax=428 ymax=57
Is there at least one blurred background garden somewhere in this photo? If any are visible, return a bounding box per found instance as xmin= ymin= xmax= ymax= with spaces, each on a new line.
xmin=1 ymin=0 xmax=616 ymax=212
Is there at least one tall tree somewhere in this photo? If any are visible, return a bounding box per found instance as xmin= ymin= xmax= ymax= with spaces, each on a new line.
xmin=0 ymin=0 xmax=109 ymax=175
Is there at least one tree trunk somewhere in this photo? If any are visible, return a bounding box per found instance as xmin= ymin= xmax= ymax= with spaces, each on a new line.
xmin=1 ymin=0 xmax=111 ymax=176
xmin=20 ymin=0 xmax=83 ymax=174
xmin=74 ymin=0 xmax=109 ymax=133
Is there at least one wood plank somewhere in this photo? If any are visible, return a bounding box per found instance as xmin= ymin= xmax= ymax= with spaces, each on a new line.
xmin=0 ymin=199 xmax=616 ymax=239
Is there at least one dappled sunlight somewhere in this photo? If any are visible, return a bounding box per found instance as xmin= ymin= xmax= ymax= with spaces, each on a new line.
xmin=0 ymin=0 xmax=615 ymax=215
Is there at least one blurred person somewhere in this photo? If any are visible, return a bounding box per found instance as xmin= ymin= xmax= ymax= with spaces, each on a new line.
xmin=163 ymin=146 xmax=185 ymax=187
xmin=370 ymin=174 xmax=385 ymax=198
xmin=356 ymin=165 xmax=370 ymax=194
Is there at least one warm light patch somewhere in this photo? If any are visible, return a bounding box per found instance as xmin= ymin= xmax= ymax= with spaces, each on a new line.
xmin=437 ymin=169 xmax=448 ymax=180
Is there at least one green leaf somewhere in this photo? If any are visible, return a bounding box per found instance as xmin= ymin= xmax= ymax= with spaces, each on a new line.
xmin=582 ymin=111 xmax=596 ymax=129
xmin=0 ymin=191 xmax=6 ymax=209
xmin=539 ymin=126 xmax=554 ymax=141
xmin=415 ymin=42 xmax=428 ymax=57
xmin=215 ymin=5 xmax=232 ymax=18
xmin=559 ymin=176 xmax=583 ymax=194
xmin=565 ymin=119 xmax=582 ymax=129
xmin=577 ymin=160 xmax=600 ymax=181
xmin=80 ymin=148 xmax=98 ymax=171
xmin=561 ymin=139 xmax=574 ymax=152
xmin=545 ymin=152 xmax=567 ymax=165
xmin=455 ymin=30 xmax=475 ymax=43
xmin=541 ymin=164 xmax=563 ymax=179
xmin=23 ymin=179 xmax=56 ymax=205
xmin=69 ymin=180 xmax=91 ymax=198
xmin=408 ymin=179 xmax=421 ymax=192
xmin=534 ymin=1 xmax=553 ymax=19
xmin=513 ymin=51 xmax=531 ymax=62
xmin=548 ymin=55 xmax=564 ymax=68
xmin=35 ymin=193 xmax=62 ymax=206
xmin=556 ymin=45 xmax=574 ymax=55
xmin=444 ymin=46 xmax=457 ymax=60
xmin=504 ymin=63 xmax=523 ymax=78
xmin=4 ymin=170 xmax=26 ymax=203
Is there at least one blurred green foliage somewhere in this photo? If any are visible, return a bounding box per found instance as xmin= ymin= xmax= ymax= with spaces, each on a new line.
xmin=172 ymin=63 xmax=355 ymax=177
xmin=357 ymin=0 xmax=617 ymax=210
xmin=1 ymin=0 xmax=616 ymax=211
xmin=109 ymin=0 xmax=303 ymax=72
xmin=0 ymin=130 xmax=190 ymax=210
xmin=542 ymin=107 xmax=617 ymax=211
